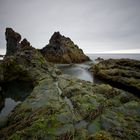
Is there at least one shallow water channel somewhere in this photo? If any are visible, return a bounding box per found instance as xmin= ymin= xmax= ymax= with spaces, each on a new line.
xmin=57 ymin=63 xmax=102 ymax=83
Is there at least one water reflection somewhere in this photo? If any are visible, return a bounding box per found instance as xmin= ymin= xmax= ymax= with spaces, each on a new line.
xmin=0 ymin=98 xmax=20 ymax=117
xmin=0 ymin=80 xmax=33 ymax=128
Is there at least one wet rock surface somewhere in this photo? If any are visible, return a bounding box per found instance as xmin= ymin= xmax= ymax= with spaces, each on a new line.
xmin=40 ymin=32 xmax=90 ymax=63
xmin=0 ymin=28 xmax=140 ymax=139
xmin=89 ymin=59 xmax=140 ymax=95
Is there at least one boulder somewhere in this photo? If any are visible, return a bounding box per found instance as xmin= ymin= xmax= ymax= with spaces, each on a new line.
xmin=40 ymin=32 xmax=90 ymax=63
xmin=95 ymin=57 xmax=104 ymax=62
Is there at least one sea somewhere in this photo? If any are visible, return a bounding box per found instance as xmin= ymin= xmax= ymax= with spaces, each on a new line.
xmin=0 ymin=53 xmax=140 ymax=126
xmin=87 ymin=53 xmax=140 ymax=61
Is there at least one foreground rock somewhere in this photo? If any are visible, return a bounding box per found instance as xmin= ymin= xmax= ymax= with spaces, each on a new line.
xmin=0 ymin=28 xmax=140 ymax=139
xmin=89 ymin=59 xmax=140 ymax=94
xmin=0 ymin=75 xmax=140 ymax=139
xmin=40 ymin=32 xmax=90 ymax=63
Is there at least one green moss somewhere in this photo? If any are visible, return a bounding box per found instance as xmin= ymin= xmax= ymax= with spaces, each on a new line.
xmin=90 ymin=59 xmax=140 ymax=93
xmin=89 ymin=130 xmax=113 ymax=140
xmin=88 ymin=119 xmax=101 ymax=134
xmin=24 ymin=115 xmax=60 ymax=138
xmin=9 ymin=133 xmax=21 ymax=140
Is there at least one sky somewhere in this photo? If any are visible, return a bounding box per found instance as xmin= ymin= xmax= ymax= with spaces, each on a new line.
xmin=0 ymin=0 xmax=140 ymax=54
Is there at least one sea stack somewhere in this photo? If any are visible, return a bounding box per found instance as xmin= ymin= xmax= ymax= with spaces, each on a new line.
xmin=5 ymin=28 xmax=21 ymax=56
xmin=40 ymin=32 xmax=90 ymax=63
xmin=5 ymin=28 xmax=34 ymax=57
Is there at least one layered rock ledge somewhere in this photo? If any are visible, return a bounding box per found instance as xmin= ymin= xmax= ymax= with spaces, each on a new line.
xmin=40 ymin=32 xmax=90 ymax=63
xmin=89 ymin=59 xmax=140 ymax=95
xmin=0 ymin=28 xmax=140 ymax=139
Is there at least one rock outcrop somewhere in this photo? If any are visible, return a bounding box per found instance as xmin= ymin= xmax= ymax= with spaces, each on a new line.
xmin=5 ymin=28 xmax=21 ymax=56
xmin=1 ymin=28 xmax=60 ymax=85
xmin=5 ymin=28 xmax=34 ymax=57
xmin=0 ymin=28 xmax=140 ymax=139
xmin=89 ymin=59 xmax=140 ymax=94
xmin=40 ymin=32 xmax=90 ymax=63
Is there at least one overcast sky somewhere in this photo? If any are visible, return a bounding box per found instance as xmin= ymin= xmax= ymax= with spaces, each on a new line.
xmin=0 ymin=0 xmax=140 ymax=54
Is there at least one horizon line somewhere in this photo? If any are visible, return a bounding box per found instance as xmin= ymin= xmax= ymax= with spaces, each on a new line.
xmin=0 ymin=49 xmax=140 ymax=55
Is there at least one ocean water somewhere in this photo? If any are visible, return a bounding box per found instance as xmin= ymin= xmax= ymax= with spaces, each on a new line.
xmin=87 ymin=53 xmax=140 ymax=61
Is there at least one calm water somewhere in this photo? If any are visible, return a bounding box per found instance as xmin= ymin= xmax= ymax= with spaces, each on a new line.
xmin=57 ymin=64 xmax=102 ymax=83
xmin=88 ymin=53 xmax=140 ymax=61
xmin=58 ymin=54 xmax=140 ymax=83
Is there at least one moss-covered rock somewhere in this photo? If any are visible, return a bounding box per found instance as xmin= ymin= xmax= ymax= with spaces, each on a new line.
xmin=89 ymin=59 xmax=140 ymax=95
xmin=0 ymin=73 xmax=139 ymax=139
xmin=40 ymin=32 xmax=90 ymax=63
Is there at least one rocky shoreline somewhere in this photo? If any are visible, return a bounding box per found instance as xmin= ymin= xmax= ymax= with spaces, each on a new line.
xmin=0 ymin=28 xmax=140 ymax=139
xmin=89 ymin=59 xmax=140 ymax=96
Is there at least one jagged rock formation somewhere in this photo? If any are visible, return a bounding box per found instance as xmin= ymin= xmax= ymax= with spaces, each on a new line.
xmin=0 ymin=28 xmax=140 ymax=139
xmin=89 ymin=59 xmax=140 ymax=94
xmin=40 ymin=32 xmax=90 ymax=63
xmin=5 ymin=28 xmax=21 ymax=56
xmin=5 ymin=28 xmax=33 ymax=56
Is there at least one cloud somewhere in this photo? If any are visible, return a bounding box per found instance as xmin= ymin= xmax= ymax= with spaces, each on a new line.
xmin=0 ymin=0 xmax=140 ymax=53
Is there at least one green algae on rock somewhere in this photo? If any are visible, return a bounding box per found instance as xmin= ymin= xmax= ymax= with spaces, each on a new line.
xmin=0 ymin=74 xmax=140 ymax=139
xmin=89 ymin=59 xmax=140 ymax=94
xmin=40 ymin=32 xmax=90 ymax=63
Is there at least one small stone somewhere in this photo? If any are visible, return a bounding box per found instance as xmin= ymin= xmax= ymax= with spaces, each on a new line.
xmin=21 ymin=38 xmax=30 ymax=47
